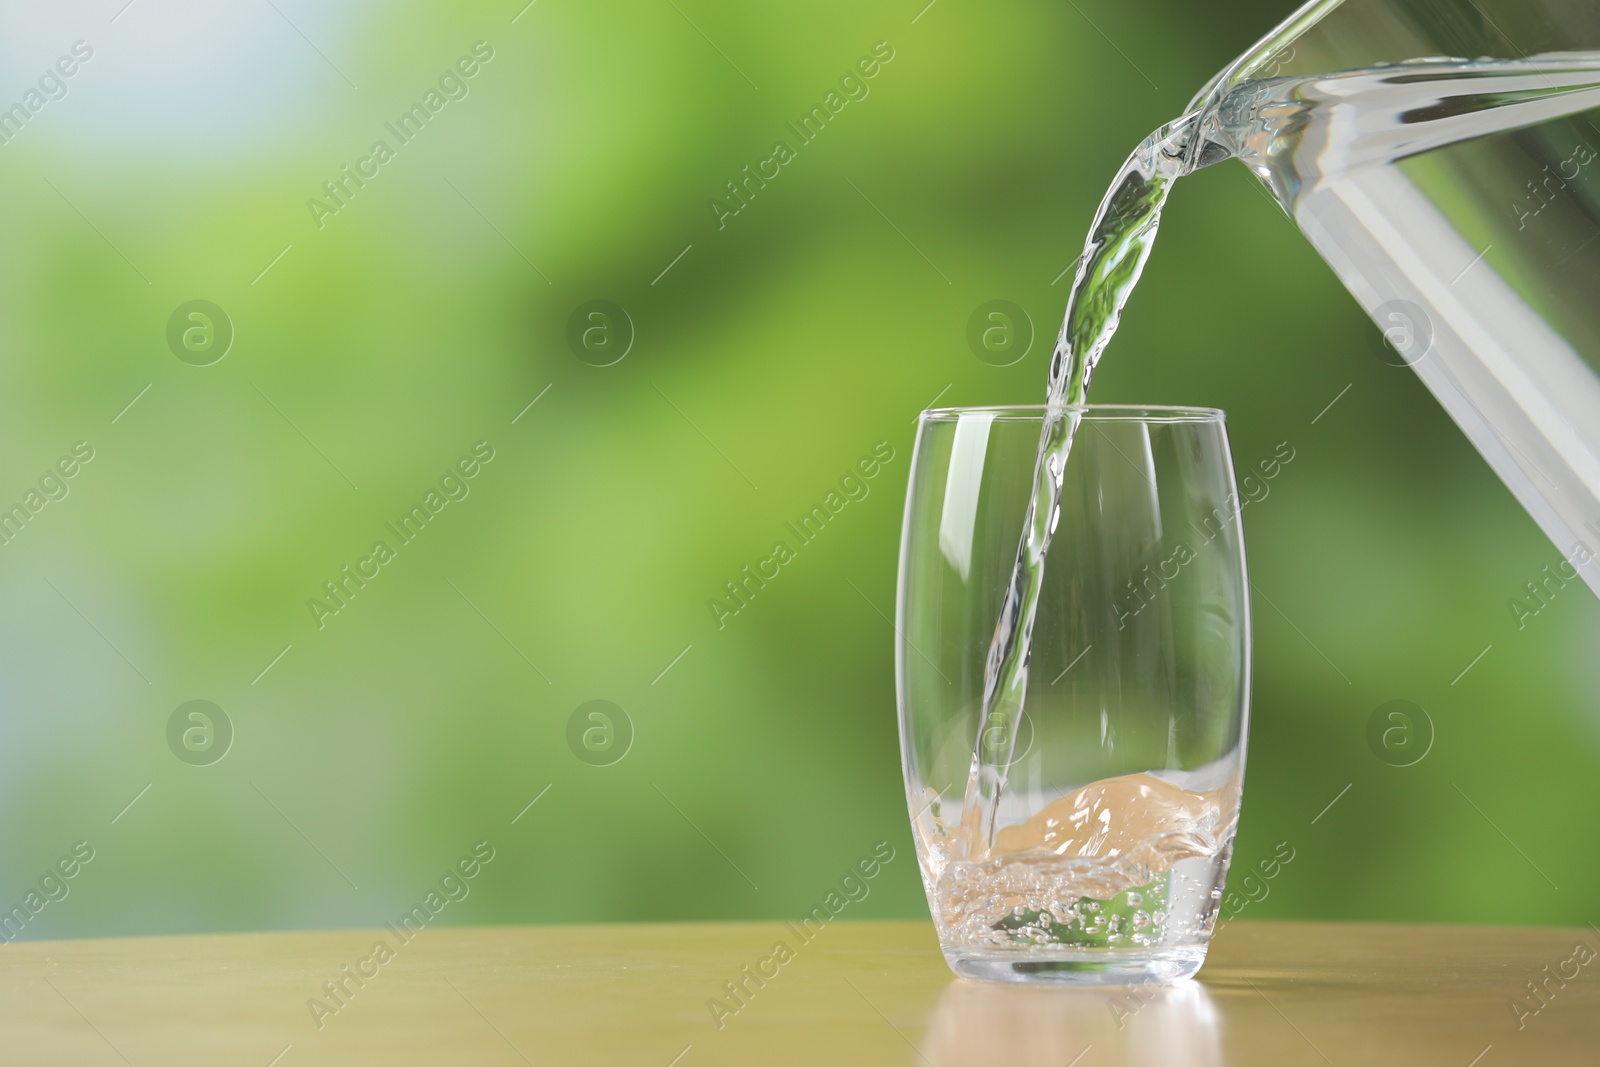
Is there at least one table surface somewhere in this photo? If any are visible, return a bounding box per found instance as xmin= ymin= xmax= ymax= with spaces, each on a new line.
xmin=3 ymin=919 xmax=1597 ymax=1065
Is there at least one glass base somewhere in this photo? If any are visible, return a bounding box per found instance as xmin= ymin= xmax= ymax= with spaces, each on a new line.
xmin=942 ymin=945 xmax=1208 ymax=985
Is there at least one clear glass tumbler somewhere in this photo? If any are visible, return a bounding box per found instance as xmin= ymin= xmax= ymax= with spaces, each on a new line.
xmin=897 ymin=406 xmax=1251 ymax=983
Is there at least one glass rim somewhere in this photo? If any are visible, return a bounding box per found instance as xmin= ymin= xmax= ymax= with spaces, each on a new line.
xmin=921 ymin=403 xmax=1226 ymax=423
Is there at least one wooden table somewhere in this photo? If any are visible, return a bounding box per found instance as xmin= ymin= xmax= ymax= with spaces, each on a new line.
xmin=3 ymin=920 xmax=1596 ymax=1065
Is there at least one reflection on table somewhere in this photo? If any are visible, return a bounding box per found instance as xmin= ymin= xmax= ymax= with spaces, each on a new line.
xmin=927 ymin=976 xmax=1219 ymax=1067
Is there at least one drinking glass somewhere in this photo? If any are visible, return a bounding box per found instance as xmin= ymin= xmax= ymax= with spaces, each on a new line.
xmin=897 ymin=406 xmax=1251 ymax=983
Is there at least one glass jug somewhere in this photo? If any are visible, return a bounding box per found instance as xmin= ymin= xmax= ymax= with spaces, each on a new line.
xmin=1189 ymin=0 xmax=1600 ymax=595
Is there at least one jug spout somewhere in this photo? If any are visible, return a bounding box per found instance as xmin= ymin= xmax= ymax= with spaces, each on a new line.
xmin=1185 ymin=0 xmax=1344 ymax=112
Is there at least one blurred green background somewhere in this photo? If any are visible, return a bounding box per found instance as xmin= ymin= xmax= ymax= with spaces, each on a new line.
xmin=0 ymin=0 xmax=1596 ymax=941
